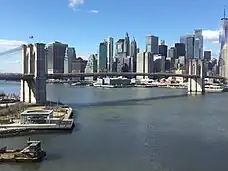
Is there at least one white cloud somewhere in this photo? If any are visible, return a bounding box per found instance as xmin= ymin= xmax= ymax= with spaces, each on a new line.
xmin=0 ymin=39 xmax=25 ymax=47
xmin=68 ymin=0 xmax=99 ymax=13
xmin=88 ymin=10 xmax=99 ymax=14
xmin=68 ymin=0 xmax=84 ymax=8
xmin=202 ymin=30 xmax=220 ymax=42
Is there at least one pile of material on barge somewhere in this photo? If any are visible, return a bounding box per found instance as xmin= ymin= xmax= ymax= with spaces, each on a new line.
xmin=0 ymin=138 xmax=46 ymax=162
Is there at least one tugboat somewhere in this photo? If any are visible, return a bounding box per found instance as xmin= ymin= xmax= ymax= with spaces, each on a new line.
xmin=0 ymin=137 xmax=46 ymax=162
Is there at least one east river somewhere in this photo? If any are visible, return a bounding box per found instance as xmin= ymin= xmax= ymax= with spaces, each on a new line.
xmin=1 ymin=81 xmax=228 ymax=171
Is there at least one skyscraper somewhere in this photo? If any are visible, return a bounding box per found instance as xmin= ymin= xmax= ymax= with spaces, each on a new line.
xmin=64 ymin=47 xmax=76 ymax=73
xmin=168 ymin=47 xmax=177 ymax=57
xmin=98 ymin=41 xmax=107 ymax=72
xmin=194 ymin=29 xmax=204 ymax=59
xmin=107 ymin=37 xmax=114 ymax=72
xmin=159 ymin=44 xmax=168 ymax=57
xmin=204 ymin=51 xmax=212 ymax=61
xmin=194 ymin=38 xmax=200 ymax=59
xmin=116 ymin=39 xmax=124 ymax=54
xmin=168 ymin=47 xmax=177 ymax=69
xmin=124 ymin=32 xmax=130 ymax=56
xmin=71 ymin=57 xmax=87 ymax=74
xmin=85 ymin=54 xmax=97 ymax=73
xmin=146 ymin=35 xmax=159 ymax=54
xmin=136 ymin=52 xmax=154 ymax=79
xmin=175 ymin=43 xmax=185 ymax=58
xmin=115 ymin=53 xmax=130 ymax=72
xmin=185 ymin=35 xmax=195 ymax=59
xmin=130 ymin=37 xmax=137 ymax=72
xmin=219 ymin=8 xmax=228 ymax=78
xmin=46 ymin=41 xmax=68 ymax=74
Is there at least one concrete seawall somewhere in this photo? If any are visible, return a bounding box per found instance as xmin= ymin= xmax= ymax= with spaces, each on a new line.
xmin=0 ymin=128 xmax=74 ymax=138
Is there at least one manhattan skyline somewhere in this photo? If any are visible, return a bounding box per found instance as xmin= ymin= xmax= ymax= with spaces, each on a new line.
xmin=0 ymin=0 xmax=226 ymax=72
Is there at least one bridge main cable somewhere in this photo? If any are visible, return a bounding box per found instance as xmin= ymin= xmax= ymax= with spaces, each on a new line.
xmin=0 ymin=45 xmax=22 ymax=57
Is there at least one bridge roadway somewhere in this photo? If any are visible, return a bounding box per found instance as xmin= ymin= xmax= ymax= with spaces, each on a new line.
xmin=0 ymin=72 xmax=224 ymax=81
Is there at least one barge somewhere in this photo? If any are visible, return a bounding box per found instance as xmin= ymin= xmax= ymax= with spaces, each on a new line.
xmin=0 ymin=138 xmax=46 ymax=162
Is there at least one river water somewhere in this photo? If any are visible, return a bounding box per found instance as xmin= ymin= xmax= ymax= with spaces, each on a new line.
xmin=1 ymin=81 xmax=228 ymax=171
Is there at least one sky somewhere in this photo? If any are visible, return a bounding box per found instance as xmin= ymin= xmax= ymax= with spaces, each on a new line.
xmin=0 ymin=0 xmax=226 ymax=72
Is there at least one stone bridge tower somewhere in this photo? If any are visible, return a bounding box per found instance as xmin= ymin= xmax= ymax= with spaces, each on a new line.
xmin=20 ymin=43 xmax=47 ymax=104
xmin=188 ymin=59 xmax=205 ymax=93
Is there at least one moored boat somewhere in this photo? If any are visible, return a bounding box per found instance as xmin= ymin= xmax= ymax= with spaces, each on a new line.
xmin=205 ymin=84 xmax=225 ymax=93
xmin=0 ymin=138 xmax=46 ymax=162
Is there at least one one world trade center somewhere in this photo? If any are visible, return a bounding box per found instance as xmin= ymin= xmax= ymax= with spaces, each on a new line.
xmin=219 ymin=8 xmax=228 ymax=79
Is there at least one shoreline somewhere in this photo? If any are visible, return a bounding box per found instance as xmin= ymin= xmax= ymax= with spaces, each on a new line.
xmin=0 ymin=103 xmax=74 ymax=138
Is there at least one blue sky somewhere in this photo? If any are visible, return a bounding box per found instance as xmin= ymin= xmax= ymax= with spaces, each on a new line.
xmin=0 ymin=0 xmax=226 ymax=72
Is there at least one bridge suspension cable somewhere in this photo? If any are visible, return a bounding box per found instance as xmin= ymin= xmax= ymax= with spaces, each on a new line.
xmin=0 ymin=45 xmax=22 ymax=57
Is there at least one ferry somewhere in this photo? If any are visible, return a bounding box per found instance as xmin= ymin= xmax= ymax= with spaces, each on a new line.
xmin=168 ymin=83 xmax=187 ymax=89
xmin=0 ymin=138 xmax=46 ymax=162
xmin=205 ymin=84 xmax=225 ymax=93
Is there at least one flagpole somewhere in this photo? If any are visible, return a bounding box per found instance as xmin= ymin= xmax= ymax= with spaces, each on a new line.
xmin=29 ymin=36 xmax=34 ymax=44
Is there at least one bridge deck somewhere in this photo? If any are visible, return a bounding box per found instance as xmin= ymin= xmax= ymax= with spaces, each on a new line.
xmin=0 ymin=73 xmax=224 ymax=81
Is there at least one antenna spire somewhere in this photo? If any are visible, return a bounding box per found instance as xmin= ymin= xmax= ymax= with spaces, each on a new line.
xmin=224 ymin=5 xmax=227 ymax=19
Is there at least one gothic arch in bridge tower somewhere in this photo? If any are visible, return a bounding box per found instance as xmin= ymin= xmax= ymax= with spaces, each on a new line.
xmin=197 ymin=64 xmax=201 ymax=76
xmin=192 ymin=63 xmax=196 ymax=75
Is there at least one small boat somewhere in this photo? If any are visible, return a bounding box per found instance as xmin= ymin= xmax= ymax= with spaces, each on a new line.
xmin=93 ymin=83 xmax=102 ymax=87
xmin=71 ymin=82 xmax=81 ymax=86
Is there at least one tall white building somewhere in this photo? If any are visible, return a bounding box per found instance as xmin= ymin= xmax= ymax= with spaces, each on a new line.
xmin=136 ymin=52 xmax=154 ymax=79
xmin=219 ymin=9 xmax=228 ymax=79
xmin=85 ymin=54 xmax=97 ymax=80
xmin=64 ymin=47 xmax=76 ymax=73
xmin=85 ymin=54 xmax=97 ymax=73
xmin=64 ymin=57 xmax=69 ymax=74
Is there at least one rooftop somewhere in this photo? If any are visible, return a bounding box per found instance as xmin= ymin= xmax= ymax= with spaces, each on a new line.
xmin=21 ymin=110 xmax=53 ymax=115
